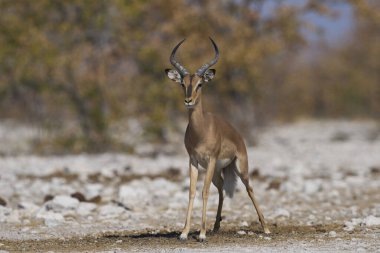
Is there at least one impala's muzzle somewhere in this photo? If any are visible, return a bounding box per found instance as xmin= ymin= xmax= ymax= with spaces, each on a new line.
xmin=184 ymin=98 xmax=195 ymax=107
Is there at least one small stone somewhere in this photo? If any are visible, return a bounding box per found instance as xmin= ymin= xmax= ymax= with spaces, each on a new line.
xmin=116 ymin=240 xmax=122 ymax=243
xmin=250 ymin=169 xmax=260 ymax=178
xmin=77 ymin=202 xmax=97 ymax=216
xmin=240 ymin=221 xmax=249 ymax=227
xmin=0 ymin=206 xmax=19 ymax=223
xmin=101 ymin=168 xmax=115 ymax=179
xmin=85 ymin=184 xmax=103 ymax=200
xmin=98 ymin=205 xmax=125 ymax=218
xmin=363 ymin=215 xmax=380 ymax=226
xmin=343 ymin=224 xmax=354 ymax=231
xmin=273 ymin=208 xmax=290 ymax=218
xmin=267 ymin=179 xmax=281 ymax=190
xmin=17 ymin=202 xmax=39 ymax=212
xmin=46 ymin=195 xmax=80 ymax=211
xmin=119 ymin=185 xmax=147 ymax=200
xmin=264 ymin=236 xmax=272 ymax=240
xmin=237 ymin=230 xmax=246 ymax=235
xmin=21 ymin=227 xmax=30 ymax=232
xmin=44 ymin=195 xmax=54 ymax=203
xmin=328 ymin=231 xmax=337 ymax=237
xmin=36 ymin=211 xmax=64 ymax=227
xmin=71 ymin=192 xmax=86 ymax=202
xmin=303 ymin=180 xmax=321 ymax=194
xmin=370 ymin=166 xmax=380 ymax=175
xmin=0 ymin=197 xmax=7 ymax=206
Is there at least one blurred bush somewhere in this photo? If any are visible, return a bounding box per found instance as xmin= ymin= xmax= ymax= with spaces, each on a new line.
xmin=0 ymin=0 xmax=379 ymax=152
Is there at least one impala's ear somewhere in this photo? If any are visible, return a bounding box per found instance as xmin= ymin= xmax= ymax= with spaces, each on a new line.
xmin=165 ymin=69 xmax=182 ymax=83
xmin=203 ymin=69 xmax=216 ymax=82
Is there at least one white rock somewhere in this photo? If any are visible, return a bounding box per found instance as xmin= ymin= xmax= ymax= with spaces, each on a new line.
xmin=150 ymin=178 xmax=179 ymax=196
xmin=343 ymin=221 xmax=355 ymax=231
xmin=362 ymin=215 xmax=380 ymax=226
xmin=77 ymin=202 xmax=97 ymax=216
xmin=303 ymin=180 xmax=321 ymax=194
xmin=100 ymin=168 xmax=115 ymax=178
xmin=119 ymin=184 xmax=148 ymax=201
xmin=281 ymin=179 xmax=303 ymax=193
xmin=6 ymin=211 xmax=20 ymax=223
xmin=0 ymin=207 xmax=20 ymax=223
xmin=85 ymin=184 xmax=103 ymax=199
xmin=36 ymin=211 xmax=64 ymax=227
xmin=119 ymin=178 xmax=179 ymax=204
xmin=344 ymin=218 xmax=362 ymax=231
xmin=17 ymin=202 xmax=40 ymax=213
xmin=49 ymin=195 xmax=80 ymax=211
xmin=344 ymin=216 xmax=380 ymax=231
xmin=98 ymin=205 xmax=125 ymax=218
xmin=0 ymin=206 xmax=11 ymax=222
xmin=273 ymin=208 xmax=290 ymax=218
xmin=21 ymin=227 xmax=30 ymax=232
xmin=168 ymin=191 xmax=188 ymax=209
xmin=328 ymin=231 xmax=337 ymax=237
xmin=237 ymin=230 xmax=246 ymax=235
xmin=240 ymin=221 xmax=249 ymax=227
xmin=0 ymin=206 xmax=18 ymax=223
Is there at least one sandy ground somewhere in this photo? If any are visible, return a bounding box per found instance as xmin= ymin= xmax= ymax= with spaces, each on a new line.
xmin=0 ymin=120 xmax=380 ymax=252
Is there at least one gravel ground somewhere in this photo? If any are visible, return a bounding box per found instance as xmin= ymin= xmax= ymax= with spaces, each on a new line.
xmin=0 ymin=120 xmax=380 ymax=252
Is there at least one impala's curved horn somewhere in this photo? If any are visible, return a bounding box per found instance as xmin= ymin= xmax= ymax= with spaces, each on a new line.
xmin=170 ymin=39 xmax=189 ymax=76
xmin=196 ymin=37 xmax=219 ymax=76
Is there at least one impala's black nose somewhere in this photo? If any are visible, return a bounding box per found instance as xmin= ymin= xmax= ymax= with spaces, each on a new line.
xmin=184 ymin=98 xmax=192 ymax=104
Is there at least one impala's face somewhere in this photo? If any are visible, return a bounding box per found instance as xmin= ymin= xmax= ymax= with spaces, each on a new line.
xmin=165 ymin=69 xmax=215 ymax=109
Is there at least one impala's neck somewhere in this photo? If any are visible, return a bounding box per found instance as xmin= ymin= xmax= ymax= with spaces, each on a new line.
xmin=188 ymin=96 xmax=205 ymax=129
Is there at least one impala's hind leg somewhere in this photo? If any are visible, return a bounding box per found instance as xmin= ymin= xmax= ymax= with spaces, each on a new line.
xmin=235 ymin=153 xmax=270 ymax=234
xmin=212 ymin=171 xmax=224 ymax=232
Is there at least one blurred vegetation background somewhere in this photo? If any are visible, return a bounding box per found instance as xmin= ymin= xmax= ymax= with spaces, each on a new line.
xmin=0 ymin=0 xmax=379 ymax=153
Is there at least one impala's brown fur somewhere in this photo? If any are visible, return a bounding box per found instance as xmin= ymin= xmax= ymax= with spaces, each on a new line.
xmin=165 ymin=38 xmax=270 ymax=242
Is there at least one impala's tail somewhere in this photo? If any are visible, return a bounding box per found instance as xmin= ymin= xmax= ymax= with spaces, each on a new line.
xmin=223 ymin=166 xmax=237 ymax=198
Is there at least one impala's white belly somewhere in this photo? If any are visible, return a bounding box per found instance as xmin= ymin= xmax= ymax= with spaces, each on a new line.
xmin=216 ymin=158 xmax=233 ymax=169
xmin=192 ymin=154 xmax=233 ymax=170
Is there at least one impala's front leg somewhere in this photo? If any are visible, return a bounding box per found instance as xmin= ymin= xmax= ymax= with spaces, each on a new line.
xmin=199 ymin=157 xmax=216 ymax=242
xmin=179 ymin=160 xmax=198 ymax=240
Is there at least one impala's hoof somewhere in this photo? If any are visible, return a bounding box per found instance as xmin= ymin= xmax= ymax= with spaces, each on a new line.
xmin=179 ymin=233 xmax=188 ymax=240
xmin=198 ymin=234 xmax=206 ymax=242
xmin=264 ymin=227 xmax=271 ymax=234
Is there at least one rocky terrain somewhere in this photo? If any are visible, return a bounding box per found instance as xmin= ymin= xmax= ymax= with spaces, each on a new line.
xmin=0 ymin=120 xmax=380 ymax=252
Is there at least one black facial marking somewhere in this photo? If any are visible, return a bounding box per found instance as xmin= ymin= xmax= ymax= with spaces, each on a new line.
xmin=186 ymin=83 xmax=192 ymax=97
xmin=186 ymin=75 xmax=195 ymax=97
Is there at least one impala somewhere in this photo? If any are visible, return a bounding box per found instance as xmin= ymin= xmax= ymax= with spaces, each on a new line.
xmin=165 ymin=38 xmax=270 ymax=241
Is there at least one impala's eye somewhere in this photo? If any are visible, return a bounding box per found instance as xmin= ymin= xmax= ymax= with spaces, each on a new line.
xmin=196 ymin=83 xmax=202 ymax=91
